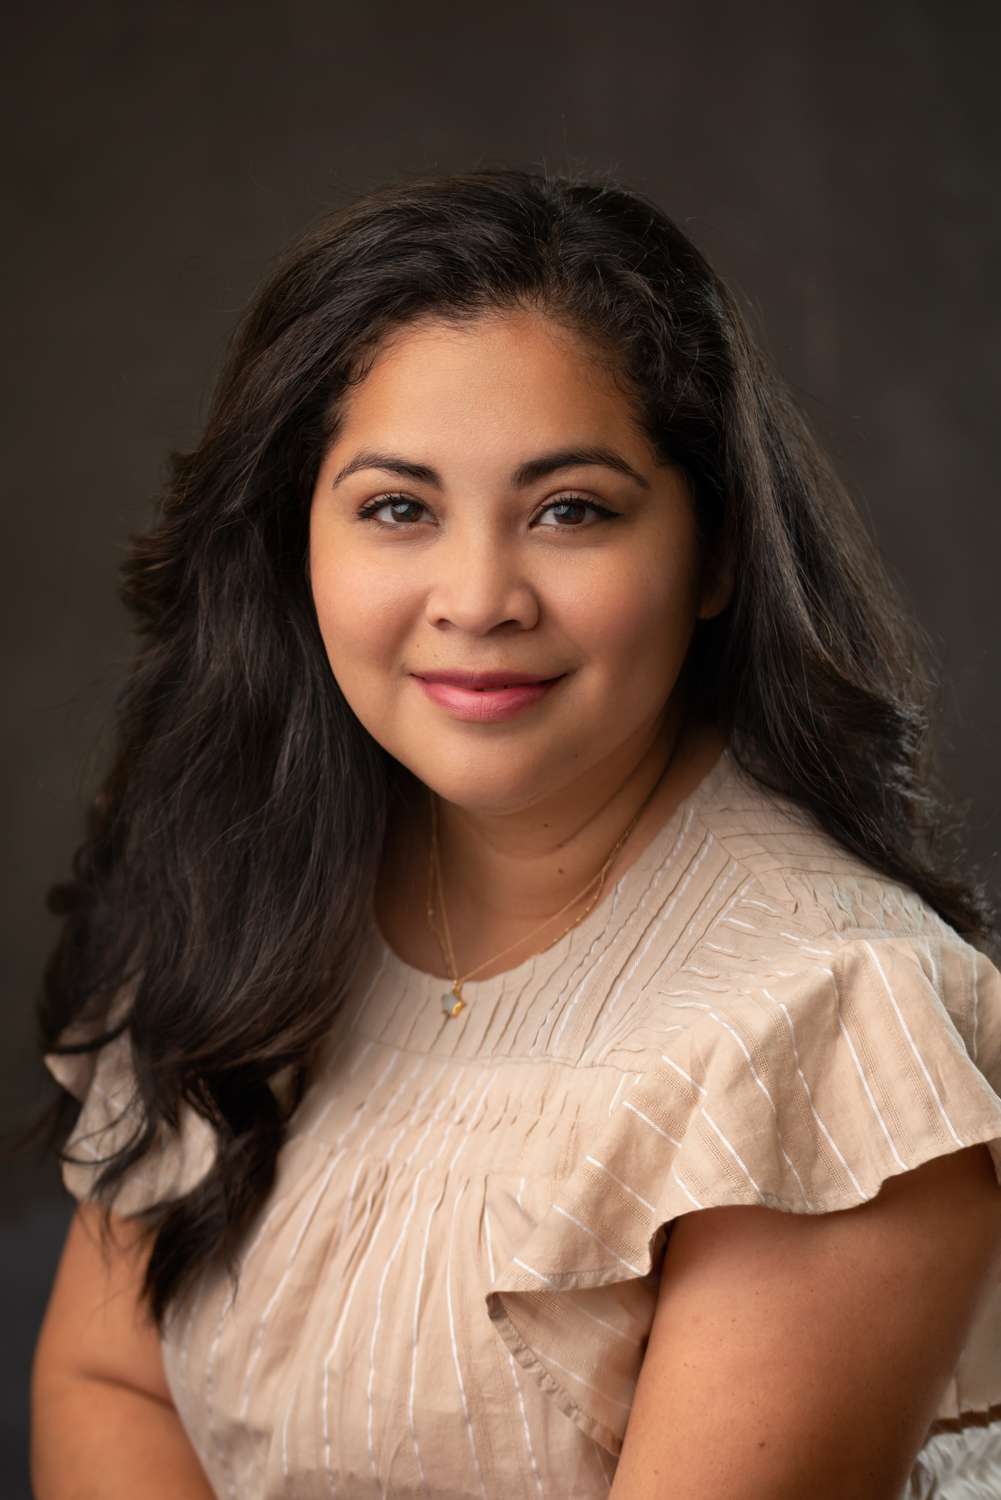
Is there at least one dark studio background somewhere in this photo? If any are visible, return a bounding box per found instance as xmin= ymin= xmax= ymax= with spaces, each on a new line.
xmin=2 ymin=2 xmax=999 ymax=1494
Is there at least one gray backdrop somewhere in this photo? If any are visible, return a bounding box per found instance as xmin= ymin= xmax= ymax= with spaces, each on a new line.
xmin=3 ymin=2 xmax=999 ymax=1495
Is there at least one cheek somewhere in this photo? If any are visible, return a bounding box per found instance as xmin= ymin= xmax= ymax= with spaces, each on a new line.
xmin=309 ymin=534 xmax=413 ymax=684
xmin=564 ymin=545 xmax=699 ymax=677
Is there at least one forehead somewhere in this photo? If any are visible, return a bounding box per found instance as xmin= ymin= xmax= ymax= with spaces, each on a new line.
xmin=337 ymin=308 xmax=639 ymax=439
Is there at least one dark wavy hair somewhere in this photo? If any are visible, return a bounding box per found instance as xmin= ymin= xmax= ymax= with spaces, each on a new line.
xmin=27 ymin=163 xmax=999 ymax=1329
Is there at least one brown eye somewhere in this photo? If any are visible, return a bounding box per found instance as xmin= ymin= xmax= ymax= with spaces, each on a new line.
xmin=355 ymin=492 xmax=619 ymax=530
xmin=356 ymin=495 xmax=428 ymax=525
xmin=535 ymin=496 xmax=617 ymax=528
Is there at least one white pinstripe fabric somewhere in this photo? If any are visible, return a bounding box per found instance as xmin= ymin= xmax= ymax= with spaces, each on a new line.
xmin=44 ymin=747 xmax=1001 ymax=1498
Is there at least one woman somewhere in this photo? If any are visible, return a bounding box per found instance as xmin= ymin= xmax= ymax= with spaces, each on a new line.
xmin=29 ymin=166 xmax=1001 ymax=1499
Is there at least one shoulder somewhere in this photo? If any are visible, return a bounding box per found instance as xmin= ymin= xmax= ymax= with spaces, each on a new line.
xmin=590 ymin=756 xmax=1001 ymax=1212
xmin=44 ymin=989 xmax=217 ymax=1219
xmin=687 ymin=750 xmax=951 ymax=941
xmin=608 ymin=750 xmax=990 ymax=1072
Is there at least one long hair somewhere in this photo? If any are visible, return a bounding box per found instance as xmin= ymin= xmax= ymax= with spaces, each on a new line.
xmin=30 ymin=164 xmax=999 ymax=1328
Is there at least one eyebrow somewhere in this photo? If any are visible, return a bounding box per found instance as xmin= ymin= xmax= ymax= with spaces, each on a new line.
xmin=330 ymin=445 xmax=651 ymax=492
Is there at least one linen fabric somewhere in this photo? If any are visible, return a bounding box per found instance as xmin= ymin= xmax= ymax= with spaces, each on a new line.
xmin=45 ymin=746 xmax=1001 ymax=1498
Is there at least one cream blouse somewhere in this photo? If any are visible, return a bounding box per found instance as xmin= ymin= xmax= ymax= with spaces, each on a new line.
xmin=45 ymin=745 xmax=1001 ymax=1498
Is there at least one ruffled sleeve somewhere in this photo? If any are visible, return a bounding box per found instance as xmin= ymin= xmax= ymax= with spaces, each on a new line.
xmin=484 ymin=932 xmax=1001 ymax=1455
xmin=44 ymin=1012 xmax=217 ymax=1219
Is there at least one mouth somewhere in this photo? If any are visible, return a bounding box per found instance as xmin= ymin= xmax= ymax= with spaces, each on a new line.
xmin=413 ymin=671 xmax=565 ymax=691
xmin=463 ymin=677 xmax=562 ymax=692
xmin=413 ymin=673 xmax=567 ymax=722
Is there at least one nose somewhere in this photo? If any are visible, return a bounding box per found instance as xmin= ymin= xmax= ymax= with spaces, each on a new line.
xmin=424 ymin=529 xmax=540 ymax=635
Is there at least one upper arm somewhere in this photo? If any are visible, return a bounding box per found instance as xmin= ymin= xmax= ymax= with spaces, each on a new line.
xmin=610 ymin=1142 xmax=1001 ymax=1500
xmin=32 ymin=1203 xmax=173 ymax=1406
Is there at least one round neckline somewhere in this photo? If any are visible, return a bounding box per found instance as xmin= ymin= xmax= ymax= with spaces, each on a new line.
xmin=368 ymin=741 xmax=735 ymax=999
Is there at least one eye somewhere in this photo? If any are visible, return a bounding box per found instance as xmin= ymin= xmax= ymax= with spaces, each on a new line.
xmin=355 ymin=492 xmax=618 ymax=529
xmin=534 ymin=495 xmax=617 ymax=528
xmin=356 ymin=494 xmax=429 ymax=526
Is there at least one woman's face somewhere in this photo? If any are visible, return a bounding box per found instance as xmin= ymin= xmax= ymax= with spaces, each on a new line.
xmin=308 ymin=307 xmax=726 ymax=817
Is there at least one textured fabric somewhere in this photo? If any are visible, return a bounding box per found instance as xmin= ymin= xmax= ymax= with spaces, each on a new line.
xmin=45 ymin=746 xmax=1001 ymax=1499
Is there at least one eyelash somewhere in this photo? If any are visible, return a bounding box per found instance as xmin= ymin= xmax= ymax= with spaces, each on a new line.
xmin=355 ymin=492 xmax=619 ymax=530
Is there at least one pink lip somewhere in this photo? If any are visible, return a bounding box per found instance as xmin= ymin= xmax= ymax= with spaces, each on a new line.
xmin=415 ymin=669 xmax=557 ymax=688
xmin=415 ymin=674 xmax=565 ymax=722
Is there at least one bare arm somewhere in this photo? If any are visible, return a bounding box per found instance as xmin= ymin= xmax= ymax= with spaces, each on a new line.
xmin=31 ymin=1203 xmax=216 ymax=1500
xmin=610 ymin=1142 xmax=1001 ymax=1500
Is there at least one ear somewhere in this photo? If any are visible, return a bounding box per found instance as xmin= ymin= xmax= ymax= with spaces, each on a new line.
xmin=696 ymin=537 xmax=735 ymax=622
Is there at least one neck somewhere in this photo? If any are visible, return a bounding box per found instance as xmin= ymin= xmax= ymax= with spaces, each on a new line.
xmin=378 ymin=709 xmax=728 ymax=981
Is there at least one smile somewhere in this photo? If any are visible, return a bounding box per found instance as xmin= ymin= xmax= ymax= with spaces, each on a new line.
xmin=414 ymin=675 xmax=565 ymax=722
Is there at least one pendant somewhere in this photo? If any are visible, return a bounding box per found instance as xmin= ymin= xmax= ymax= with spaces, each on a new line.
xmin=441 ymin=991 xmax=466 ymax=1019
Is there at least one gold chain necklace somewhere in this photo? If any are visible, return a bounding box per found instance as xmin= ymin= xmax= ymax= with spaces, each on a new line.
xmin=425 ymin=750 xmax=678 ymax=1019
